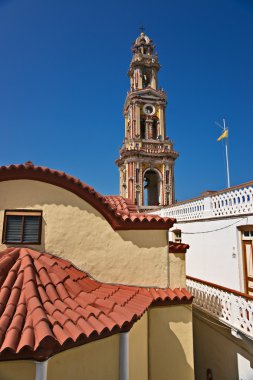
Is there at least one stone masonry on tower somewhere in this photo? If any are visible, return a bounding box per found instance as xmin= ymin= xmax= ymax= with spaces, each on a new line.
xmin=116 ymin=32 xmax=179 ymax=208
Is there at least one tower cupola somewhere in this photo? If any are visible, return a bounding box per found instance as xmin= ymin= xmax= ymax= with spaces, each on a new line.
xmin=132 ymin=32 xmax=155 ymax=55
xmin=128 ymin=32 xmax=160 ymax=91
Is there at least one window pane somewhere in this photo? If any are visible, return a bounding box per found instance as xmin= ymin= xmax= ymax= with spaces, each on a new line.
xmin=23 ymin=216 xmax=40 ymax=243
xmin=5 ymin=216 xmax=22 ymax=242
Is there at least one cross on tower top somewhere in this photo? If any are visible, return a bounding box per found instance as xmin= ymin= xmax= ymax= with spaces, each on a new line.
xmin=139 ymin=25 xmax=145 ymax=33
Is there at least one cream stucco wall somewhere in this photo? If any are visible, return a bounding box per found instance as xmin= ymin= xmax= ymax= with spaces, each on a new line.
xmin=47 ymin=335 xmax=119 ymax=380
xmin=148 ymin=305 xmax=194 ymax=380
xmin=129 ymin=313 xmax=148 ymax=380
xmin=169 ymin=252 xmax=186 ymax=288
xmin=0 ymin=360 xmax=35 ymax=380
xmin=0 ymin=179 xmax=170 ymax=287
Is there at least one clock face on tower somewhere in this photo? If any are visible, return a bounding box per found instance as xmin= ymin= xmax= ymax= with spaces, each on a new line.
xmin=143 ymin=104 xmax=155 ymax=116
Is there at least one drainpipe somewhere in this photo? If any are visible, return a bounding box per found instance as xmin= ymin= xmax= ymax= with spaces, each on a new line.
xmin=35 ymin=360 xmax=48 ymax=380
xmin=120 ymin=332 xmax=129 ymax=380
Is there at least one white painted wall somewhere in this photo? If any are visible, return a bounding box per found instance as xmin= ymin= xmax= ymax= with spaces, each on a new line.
xmin=237 ymin=352 xmax=253 ymax=380
xmin=169 ymin=215 xmax=253 ymax=291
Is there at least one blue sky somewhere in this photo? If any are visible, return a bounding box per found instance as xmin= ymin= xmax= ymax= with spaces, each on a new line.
xmin=1 ymin=0 xmax=252 ymax=201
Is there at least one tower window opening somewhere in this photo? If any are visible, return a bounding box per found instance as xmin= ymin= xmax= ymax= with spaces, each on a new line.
xmin=142 ymin=70 xmax=151 ymax=88
xmin=166 ymin=170 xmax=169 ymax=184
xmin=144 ymin=170 xmax=160 ymax=206
xmin=152 ymin=120 xmax=158 ymax=139
xmin=141 ymin=118 xmax=146 ymax=139
xmin=136 ymin=168 xmax=140 ymax=184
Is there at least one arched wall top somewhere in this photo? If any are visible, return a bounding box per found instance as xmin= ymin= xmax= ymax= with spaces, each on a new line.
xmin=0 ymin=162 xmax=175 ymax=230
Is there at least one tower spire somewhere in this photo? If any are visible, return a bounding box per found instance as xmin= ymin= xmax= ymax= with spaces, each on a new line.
xmin=116 ymin=33 xmax=179 ymax=208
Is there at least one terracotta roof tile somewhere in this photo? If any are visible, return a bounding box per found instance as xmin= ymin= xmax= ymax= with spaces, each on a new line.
xmin=169 ymin=241 xmax=190 ymax=253
xmin=17 ymin=328 xmax=34 ymax=353
xmin=0 ymin=163 xmax=175 ymax=230
xmin=0 ymin=247 xmax=192 ymax=361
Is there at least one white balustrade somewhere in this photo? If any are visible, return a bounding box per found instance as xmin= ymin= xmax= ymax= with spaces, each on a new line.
xmin=186 ymin=278 xmax=253 ymax=340
xmin=211 ymin=185 xmax=253 ymax=217
xmin=159 ymin=198 xmax=207 ymax=220
xmin=154 ymin=182 xmax=253 ymax=221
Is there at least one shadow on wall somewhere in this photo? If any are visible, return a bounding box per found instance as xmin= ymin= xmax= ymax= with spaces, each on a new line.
xmin=149 ymin=305 xmax=194 ymax=380
xmin=0 ymin=180 xmax=169 ymax=288
xmin=118 ymin=230 xmax=167 ymax=249
xmin=193 ymin=308 xmax=253 ymax=380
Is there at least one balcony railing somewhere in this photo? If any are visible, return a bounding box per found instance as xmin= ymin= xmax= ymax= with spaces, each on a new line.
xmin=186 ymin=276 xmax=253 ymax=340
xmin=119 ymin=138 xmax=177 ymax=156
xmin=155 ymin=181 xmax=253 ymax=221
xmin=142 ymin=141 xmax=172 ymax=154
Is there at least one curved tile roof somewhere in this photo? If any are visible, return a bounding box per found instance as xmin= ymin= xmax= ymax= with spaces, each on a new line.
xmin=103 ymin=196 xmax=138 ymax=215
xmin=0 ymin=162 xmax=175 ymax=231
xmin=0 ymin=247 xmax=192 ymax=361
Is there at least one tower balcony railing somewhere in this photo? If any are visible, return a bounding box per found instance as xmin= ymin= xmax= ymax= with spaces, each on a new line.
xmin=120 ymin=139 xmax=174 ymax=155
xmin=153 ymin=181 xmax=253 ymax=221
xmin=186 ymin=276 xmax=253 ymax=340
xmin=142 ymin=141 xmax=172 ymax=153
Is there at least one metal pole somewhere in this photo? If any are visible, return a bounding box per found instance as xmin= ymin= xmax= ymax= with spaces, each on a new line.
xmin=35 ymin=361 xmax=48 ymax=380
xmin=120 ymin=332 xmax=129 ymax=380
xmin=223 ymin=118 xmax=230 ymax=188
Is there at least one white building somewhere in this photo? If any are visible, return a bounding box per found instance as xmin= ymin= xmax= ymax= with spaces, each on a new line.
xmin=155 ymin=181 xmax=253 ymax=380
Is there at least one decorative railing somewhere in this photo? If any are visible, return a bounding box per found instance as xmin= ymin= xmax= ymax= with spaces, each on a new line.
xmin=142 ymin=142 xmax=172 ymax=154
xmin=211 ymin=186 xmax=253 ymax=216
xmin=119 ymin=139 xmax=175 ymax=156
xmin=187 ymin=276 xmax=253 ymax=340
xmin=159 ymin=197 xmax=206 ymax=220
xmin=156 ymin=181 xmax=253 ymax=221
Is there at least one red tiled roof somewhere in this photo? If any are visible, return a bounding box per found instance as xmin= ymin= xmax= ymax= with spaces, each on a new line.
xmin=0 ymin=247 xmax=192 ymax=361
xmin=104 ymin=195 xmax=173 ymax=224
xmin=0 ymin=162 xmax=175 ymax=230
xmin=103 ymin=196 xmax=138 ymax=214
xmin=169 ymin=241 xmax=189 ymax=253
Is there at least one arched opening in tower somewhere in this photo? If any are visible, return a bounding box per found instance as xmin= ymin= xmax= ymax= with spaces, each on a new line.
xmin=152 ymin=119 xmax=158 ymax=139
xmin=144 ymin=170 xmax=160 ymax=206
xmin=142 ymin=70 xmax=151 ymax=88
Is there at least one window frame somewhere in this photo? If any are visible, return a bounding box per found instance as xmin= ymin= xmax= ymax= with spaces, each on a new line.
xmin=2 ymin=209 xmax=42 ymax=245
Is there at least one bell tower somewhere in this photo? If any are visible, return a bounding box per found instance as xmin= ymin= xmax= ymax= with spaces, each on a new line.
xmin=116 ymin=32 xmax=178 ymax=208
